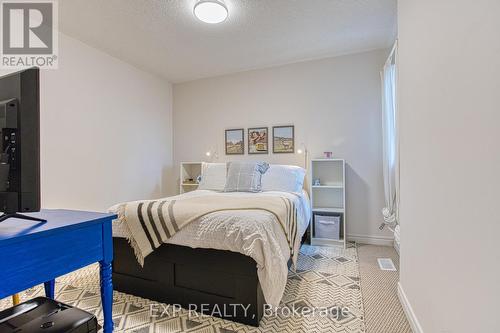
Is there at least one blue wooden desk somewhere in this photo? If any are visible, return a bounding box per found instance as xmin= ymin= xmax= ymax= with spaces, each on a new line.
xmin=0 ymin=209 xmax=117 ymax=332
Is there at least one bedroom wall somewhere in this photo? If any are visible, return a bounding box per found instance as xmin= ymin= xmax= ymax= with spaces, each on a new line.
xmin=1 ymin=33 xmax=174 ymax=212
xmin=172 ymin=49 xmax=393 ymax=244
xmin=398 ymin=1 xmax=500 ymax=332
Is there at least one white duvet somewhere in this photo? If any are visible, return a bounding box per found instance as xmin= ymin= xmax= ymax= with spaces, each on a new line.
xmin=111 ymin=189 xmax=311 ymax=307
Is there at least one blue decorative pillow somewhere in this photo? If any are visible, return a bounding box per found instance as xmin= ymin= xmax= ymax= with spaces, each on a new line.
xmin=223 ymin=162 xmax=270 ymax=192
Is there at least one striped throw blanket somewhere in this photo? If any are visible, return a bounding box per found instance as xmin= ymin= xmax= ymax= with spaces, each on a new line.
xmin=115 ymin=194 xmax=299 ymax=265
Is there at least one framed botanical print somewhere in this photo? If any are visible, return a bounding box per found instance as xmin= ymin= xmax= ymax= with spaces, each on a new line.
xmin=225 ymin=129 xmax=244 ymax=155
xmin=248 ymin=127 xmax=268 ymax=154
xmin=273 ymin=125 xmax=294 ymax=153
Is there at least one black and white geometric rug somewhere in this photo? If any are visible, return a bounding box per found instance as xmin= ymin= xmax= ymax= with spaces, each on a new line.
xmin=0 ymin=244 xmax=365 ymax=332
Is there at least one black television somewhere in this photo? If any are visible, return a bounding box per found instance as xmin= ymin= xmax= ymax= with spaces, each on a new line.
xmin=0 ymin=67 xmax=44 ymax=222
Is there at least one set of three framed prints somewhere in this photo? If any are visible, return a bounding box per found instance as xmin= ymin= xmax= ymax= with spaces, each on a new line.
xmin=225 ymin=125 xmax=294 ymax=155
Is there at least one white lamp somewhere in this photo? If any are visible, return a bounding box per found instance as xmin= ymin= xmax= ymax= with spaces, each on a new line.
xmin=194 ymin=0 xmax=228 ymax=24
xmin=297 ymin=143 xmax=308 ymax=169
xmin=204 ymin=148 xmax=219 ymax=161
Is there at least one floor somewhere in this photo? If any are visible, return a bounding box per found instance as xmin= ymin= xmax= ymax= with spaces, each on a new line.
xmin=357 ymin=244 xmax=412 ymax=333
xmin=0 ymin=243 xmax=411 ymax=333
xmin=1 ymin=244 xmax=365 ymax=332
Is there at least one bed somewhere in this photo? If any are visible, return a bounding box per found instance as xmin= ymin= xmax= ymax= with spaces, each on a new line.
xmin=109 ymin=164 xmax=310 ymax=326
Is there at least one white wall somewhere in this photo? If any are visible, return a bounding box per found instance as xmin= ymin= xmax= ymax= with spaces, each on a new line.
xmin=398 ymin=1 xmax=500 ymax=332
xmin=2 ymin=33 xmax=173 ymax=212
xmin=173 ymin=49 xmax=393 ymax=243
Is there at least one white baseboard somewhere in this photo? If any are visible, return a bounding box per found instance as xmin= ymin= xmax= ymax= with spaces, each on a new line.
xmin=347 ymin=233 xmax=394 ymax=246
xmin=397 ymin=282 xmax=424 ymax=333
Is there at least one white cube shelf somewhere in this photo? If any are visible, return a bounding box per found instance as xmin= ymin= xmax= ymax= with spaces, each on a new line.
xmin=310 ymin=159 xmax=346 ymax=248
xmin=179 ymin=162 xmax=202 ymax=194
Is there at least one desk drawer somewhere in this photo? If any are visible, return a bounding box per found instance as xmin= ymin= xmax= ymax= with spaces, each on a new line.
xmin=0 ymin=224 xmax=103 ymax=296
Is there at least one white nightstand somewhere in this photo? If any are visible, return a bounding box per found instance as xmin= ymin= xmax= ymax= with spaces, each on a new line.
xmin=179 ymin=162 xmax=202 ymax=194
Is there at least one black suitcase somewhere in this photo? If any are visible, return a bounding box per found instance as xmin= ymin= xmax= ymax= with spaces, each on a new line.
xmin=0 ymin=297 xmax=99 ymax=333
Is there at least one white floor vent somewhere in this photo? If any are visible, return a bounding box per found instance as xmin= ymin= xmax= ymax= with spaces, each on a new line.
xmin=377 ymin=258 xmax=397 ymax=271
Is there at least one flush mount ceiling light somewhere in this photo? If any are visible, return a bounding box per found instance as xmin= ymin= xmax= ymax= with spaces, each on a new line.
xmin=194 ymin=0 xmax=228 ymax=24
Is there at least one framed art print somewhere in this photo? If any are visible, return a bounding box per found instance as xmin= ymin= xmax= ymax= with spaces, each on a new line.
xmin=273 ymin=125 xmax=294 ymax=153
xmin=248 ymin=127 xmax=268 ymax=154
xmin=225 ymin=129 xmax=244 ymax=155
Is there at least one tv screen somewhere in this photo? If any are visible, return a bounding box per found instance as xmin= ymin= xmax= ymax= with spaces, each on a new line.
xmin=0 ymin=68 xmax=41 ymax=221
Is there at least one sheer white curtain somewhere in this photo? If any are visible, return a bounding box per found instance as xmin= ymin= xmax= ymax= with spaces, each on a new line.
xmin=381 ymin=44 xmax=399 ymax=229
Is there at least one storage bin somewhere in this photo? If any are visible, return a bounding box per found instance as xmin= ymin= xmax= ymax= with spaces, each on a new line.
xmin=314 ymin=214 xmax=341 ymax=240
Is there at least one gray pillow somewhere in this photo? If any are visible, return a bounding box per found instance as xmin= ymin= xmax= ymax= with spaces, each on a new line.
xmin=224 ymin=162 xmax=270 ymax=192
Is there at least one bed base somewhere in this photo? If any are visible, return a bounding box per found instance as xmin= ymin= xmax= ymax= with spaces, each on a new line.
xmin=112 ymin=238 xmax=265 ymax=326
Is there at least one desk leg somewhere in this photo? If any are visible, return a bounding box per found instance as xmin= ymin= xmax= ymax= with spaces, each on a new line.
xmin=12 ymin=294 xmax=20 ymax=305
xmin=100 ymin=261 xmax=113 ymax=333
xmin=44 ymin=280 xmax=55 ymax=299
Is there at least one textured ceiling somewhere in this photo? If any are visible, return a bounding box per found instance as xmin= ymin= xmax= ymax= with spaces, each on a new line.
xmin=59 ymin=0 xmax=397 ymax=83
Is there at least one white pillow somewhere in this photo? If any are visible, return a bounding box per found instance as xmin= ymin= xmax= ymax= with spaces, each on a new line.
xmin=261 ymin=164 xmax=306 ymax=193
xmin=198 ymin=162 xmax=227 ymax=191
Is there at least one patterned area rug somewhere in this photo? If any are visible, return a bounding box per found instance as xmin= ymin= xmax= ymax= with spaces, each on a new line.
xmin=0 ymin=244 xmax=365 ymax=332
